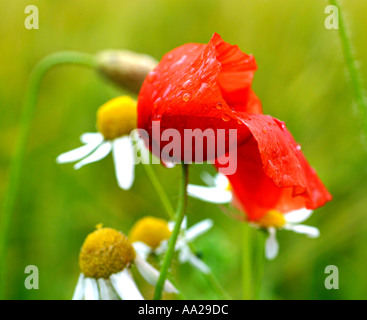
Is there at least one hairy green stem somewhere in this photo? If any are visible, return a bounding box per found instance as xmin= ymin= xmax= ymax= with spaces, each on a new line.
xmin=330 ymin=0 xmax=367 ymax=137
xmin=154 ymin=164 xmax=189 ymax=300
xmin=0 ymin=52 xmax=96 ymax=298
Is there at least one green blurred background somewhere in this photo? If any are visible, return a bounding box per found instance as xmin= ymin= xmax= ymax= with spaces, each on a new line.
xmin=1 ymin=0 xmax=367 ymax=300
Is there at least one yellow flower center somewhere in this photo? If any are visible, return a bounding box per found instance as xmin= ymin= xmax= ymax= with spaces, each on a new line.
xmin=256 ymin=210 xmax=286 ymax=229
xmin=225 ymin=182 xmax=232 ymax=192
xmin=129 ymin=216 xmax=172 ymax=249
xmin=79 ymin=227 xmax=136 ymax=279
xmin=96 ymin=96 xmax=137 ymax=140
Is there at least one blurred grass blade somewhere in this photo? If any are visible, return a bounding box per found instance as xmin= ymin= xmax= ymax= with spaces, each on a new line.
xmin=330 ymin=0 xmax=367 ymax=139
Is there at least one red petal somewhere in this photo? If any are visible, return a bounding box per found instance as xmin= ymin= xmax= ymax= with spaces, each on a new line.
xmin=216 ymin=114 xmax=332 ymax=221
xmin=137 ymin=33 xmax=260 ymax=162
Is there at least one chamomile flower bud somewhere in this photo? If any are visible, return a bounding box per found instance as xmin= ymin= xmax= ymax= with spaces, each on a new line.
xmin=129 ymin=216 xmax=171 ymax=250
xmin=97 ymin=50 xmax=158 ymax=93
xmin=131 ymin=216 xmax=213 ymax=274
xmin=72 ymin=226 xmax=178 ymax=300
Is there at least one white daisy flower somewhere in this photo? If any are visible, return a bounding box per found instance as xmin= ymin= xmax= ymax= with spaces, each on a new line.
xmin=256 ymin=208 xmax=320 ymax=260
xmin=57 ymin=96 xmax=139 ymax=190
xmin=72 ymin=226 xmax=178 ymax=300
xmin=187 ymin=172 xmax=232 ymax=204
xmin=129 ymin=216 xmax=213 ymax=274
xmin=187 ymin=172 xmax=319 ymax=260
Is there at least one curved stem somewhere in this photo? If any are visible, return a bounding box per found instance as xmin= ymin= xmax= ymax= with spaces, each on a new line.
xmin=0 ymin=52 xmax=96 ymax=299
xmin=154 ymin=164 xmax=189 ymax=300
xmin=330 ymin=0 xmax=367 ymax=137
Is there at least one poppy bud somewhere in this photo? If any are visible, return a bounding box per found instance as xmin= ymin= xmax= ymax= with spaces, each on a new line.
xmin=97 ymin=50 xmax=158 ymax=93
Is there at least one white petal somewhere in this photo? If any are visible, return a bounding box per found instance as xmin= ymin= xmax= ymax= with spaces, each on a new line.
xmin=187 ymin=252 xmax=211 ymax=274
xmin=135 ymin=132 xmax=150 ymax=164
xmin=162 ymin=159 xmax=176 ymax=168
xmin=187 ymin=185 xmax=232 ymax=204
xmin=97 ymin=278 xmax=119 ymax=300
xmin=72 ymin=273 xmax=85 ymax=300
xmin=185 ymin=219 xmax=213 ymax=241
xmin=110 ymin=269 xmax=144 ymax=300
xmin=180 ymin=216 xmax=187 ymax=230
xmin=84 ymin=278 xmax=99 ymax=300
xmin=132 ymin=241 xmax=153 ymax=260
xmin=112 ymin=137 xmax=135 ymax=190
xmin=80 ymin=132 xmax=104 ymax=144
xmin=155 ymin=240 xmax=168 ymax=255
xmin=168 ymin=217 xmax=186 ymax=232
xmin=265 ymin=228 xmax=279 ymax=260
xmin=74 ymin=142 xmax=112 ymax=169
xmin=284 ymin=224 xmax=320 ymax=238
xmin=178 ymin=245 xmax=191 ymax=263
xmin=200 ymin=172 xmax=216 ymax=187
xmin=284 ymin=208 xmax=313 ymax=224
xmin=56 ymin=134 xmax=103 ymax=164
xmin=214 ymin=173 xmax=230 ymax=189
xmin=134 ymin=255 xmax=178 ymax=294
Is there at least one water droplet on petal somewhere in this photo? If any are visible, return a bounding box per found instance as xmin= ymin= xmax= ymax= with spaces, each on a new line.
xmin=216 ymin=103 xmax=223 ymax=110
xmin=146 ymin=72 xmax=156 ymax=83
xmin=296 ymin=144 xmax=302 ymax=151
xmin=167 ymin=54 xmax=173 ymax=60
xmin=222 ymin=115 xmax=230 ymax=122
xmin=182 ymin=93 xmax=191 ymax=102
xmin=262 ymin=128 xmax=267 ymax=134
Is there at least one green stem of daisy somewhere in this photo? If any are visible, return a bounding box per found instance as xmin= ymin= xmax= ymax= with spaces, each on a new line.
xmin=154 ymin=163 xmax=189 ymax=300
xmin=254 ymin=230 xmax=265 ymax=300
xmin=0 ymin=51 xmax=96 ymax=299
xmin=242 ymin=222 xmax=253 ymax=300
xmin=142 ymin=163 xmax=175 ymax=219
xmin=330 ymin=0 xmax=367 ymax=138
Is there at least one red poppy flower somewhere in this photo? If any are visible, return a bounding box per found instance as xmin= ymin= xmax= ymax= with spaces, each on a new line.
xmin=137 ymin=33 xmax=332 ymax=219
xmin=215 ymin=114 xmax=332 ymax=221
xmin=137 ymin=33 xmax=261 ymax=162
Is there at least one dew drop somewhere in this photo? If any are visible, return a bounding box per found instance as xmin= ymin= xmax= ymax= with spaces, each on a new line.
xmin=146 ymin=72 xmax=156 ymax=83
xmin=262 ymin=128 xmax=267 ymax=134
xmin=216 ymin=102 xmax=223 ymax=110
xmin=296 ymin=144 xmax=302 ymax=151
xmin=167 ymin=54 xmax=173 ymax=60
xmin=182 ymin=93 xmax=191 ymax=102
xmin=222 ymin=115 xmax=230 ymax=122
